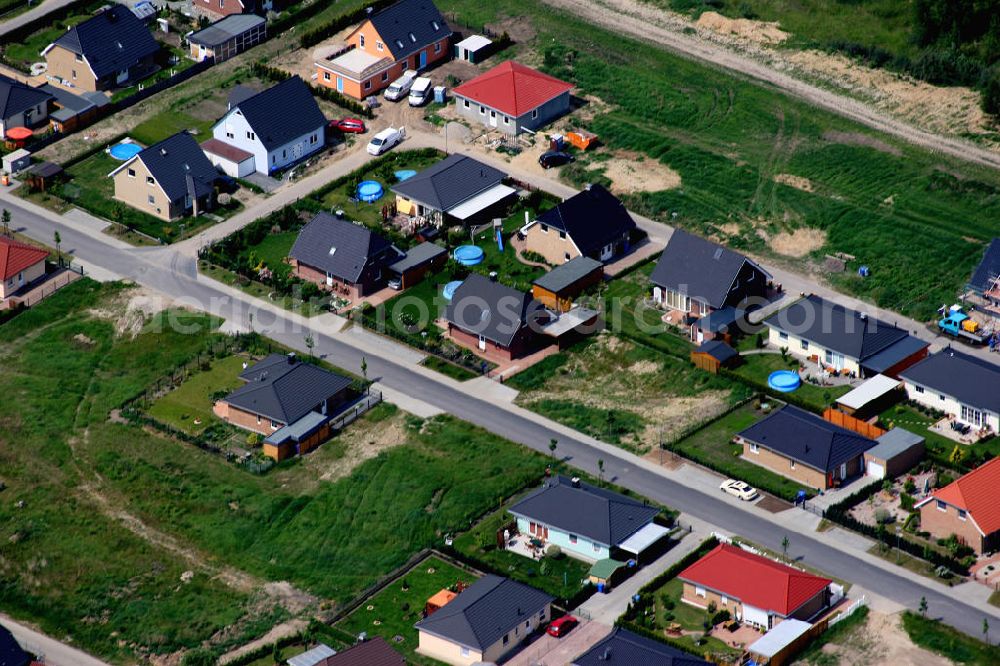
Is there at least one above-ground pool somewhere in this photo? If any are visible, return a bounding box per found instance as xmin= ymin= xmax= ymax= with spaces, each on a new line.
xmin=108 ymin=141 xmax=142 ymax=161
xmin=357 ymin=180 xmax=384 ymax=203
xmin=442 ymin=280 xmax=463 ymax=301
xmin=768 ymin=370 xmax=801 ymax=393
xmin=453 ymin=245 xmax=484 ymax=266
xmin=395 ymin=169 xmax=417 ymax=181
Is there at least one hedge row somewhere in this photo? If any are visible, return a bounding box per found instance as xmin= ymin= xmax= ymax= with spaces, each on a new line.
xmin=299 ymin=0 xmax=396 ymax=49
xmin=250 ymin=62 xmax=373 ymax=118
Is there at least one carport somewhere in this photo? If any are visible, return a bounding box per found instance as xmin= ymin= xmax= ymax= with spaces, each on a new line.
xmin=615 ymin=523 xmax=670 ymax=560
xmin=447 ymin=183 xmax=517 ymax=222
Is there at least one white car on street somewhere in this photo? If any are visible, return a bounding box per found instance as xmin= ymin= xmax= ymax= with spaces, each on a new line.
xmin=720 ymin=479 xmax=759 ymax=501
xmin=367 ymin=126 xmax=405 ymax=155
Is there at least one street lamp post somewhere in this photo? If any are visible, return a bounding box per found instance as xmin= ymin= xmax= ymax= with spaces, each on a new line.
xmin=896 ymin=526 xmax=902 ymax=563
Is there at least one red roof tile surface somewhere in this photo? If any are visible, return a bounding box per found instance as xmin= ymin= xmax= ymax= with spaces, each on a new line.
xmin=926 ymin=456 xmax=1000 ymax=535
xmin=452 ymin=61 xmax=572 ymax=117
xmin=0 ymin=236 xmax=48 ymax=281
xmin=679 ymin=544 xmax=832 ymax=616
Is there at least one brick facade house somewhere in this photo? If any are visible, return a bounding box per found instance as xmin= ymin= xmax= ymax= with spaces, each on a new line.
xmin=916 ymin=457 xmax=1000 ymax=555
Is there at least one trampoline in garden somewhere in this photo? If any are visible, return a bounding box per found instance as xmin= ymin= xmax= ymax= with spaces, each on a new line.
xmin=357 ymin=180 xmax=384 ymax=203
xmin=453 ymin=245 xmax=484 ymax=266
xmin=108 ymin=141 xmax=142 ymax=161
xmin=442 ymin=280 xmax=463 ymax=301
xmin=395 ymin=169 xmax=417 ymax=181
xmin=768 ymin=370 xmax=801 ymax=393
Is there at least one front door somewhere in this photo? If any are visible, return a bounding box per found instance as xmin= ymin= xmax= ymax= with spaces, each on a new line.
xmin=489 ymin=110 xmax=498 ymax=127
xmin=326 ymin=272 xmax=333 ymax=287
xmin=600 ymin=243 xmax=614 ymax=261
xmin=419 ymin=50 xmax=427 ymax=69
xmin=839 ymin=462 xmax=847 ymax=480
xmin=478 ymin=334 xmax=486 ymax=350
xmin=336 ymin=76 xmax=344 ymax=92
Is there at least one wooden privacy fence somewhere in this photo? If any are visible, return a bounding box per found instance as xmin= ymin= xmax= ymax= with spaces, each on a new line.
xmin=823 ymin=408 xmax=887 ymax=439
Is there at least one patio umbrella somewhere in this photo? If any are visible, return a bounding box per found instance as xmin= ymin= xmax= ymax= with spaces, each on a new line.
xmin=4 ymin=127 xmax=32 ymax=141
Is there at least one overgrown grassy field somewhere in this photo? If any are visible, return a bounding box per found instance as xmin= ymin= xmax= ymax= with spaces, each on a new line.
xmin=902 ymin=611 xmax=1000 ymax=665
xmin=1 ymin=4 xmax=98 ymax=69
xmin=439 ymin=0 xmax=1000 ymax=321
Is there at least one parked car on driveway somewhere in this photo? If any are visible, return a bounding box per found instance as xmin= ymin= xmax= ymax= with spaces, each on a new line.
xmin=384 ymin=70 xmax=418 ymax=101
xmin=538 ymin=151 xmax=575 ymax=169
xmin=546 ymin=615 xmax=578 ymax=638
xmin=330 ymin=117 xmax=366 ymax=133
xmin=367 ymin=126 xmax=405 ymax=155
xmin=720 ymin=479 xmax=759 ymax=501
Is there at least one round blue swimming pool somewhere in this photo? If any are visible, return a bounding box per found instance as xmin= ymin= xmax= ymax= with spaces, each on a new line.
xmin=395 ymin=169 xmax=417 ymax=182
xmin=442 ymin=280 xmax=463 ymax=301
xmin=768 ymin=370 xmax=801 ymax=393
xmin=453 ymin=245 xmax=484 ymax=266
xmin=357 ymin=180 xmax=384 ymax=203
xmin=108 ymin=141 xmax=142 ymax=161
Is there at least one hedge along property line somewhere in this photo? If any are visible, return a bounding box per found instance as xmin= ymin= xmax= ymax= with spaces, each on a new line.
xmin=0 ymin=0 xmax=95 ymax=49
xmin=298 ymin=0 xmax=397 ymax=49
xmin=250 ymin=62 xmax=374 ymax=118
xmin=718 ymin=365 xmax=833 ymax=414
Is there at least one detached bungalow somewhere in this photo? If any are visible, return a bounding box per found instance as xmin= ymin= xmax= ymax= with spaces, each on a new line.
xmin=289 ymin=213 xmax=402 ymax=299
xmin=452 ymin=61 xmax=572 ymax=134
xmin=572 ymin=627 xmax=710 ymax=666
xmin=390 ymin=154 xmax=515 ymax=227
xmin=109 ymin=131 xmax=218 ymax=221
xmin=899 ymin=348 xmax=1000 ymax=435
xmin=736 ymin=404 xmax=878 ymax=490
xmin=521 ymin=184 xmax=636 ymax=265
xmin=43 ymin=6 xmax=160 ymax=92
xmin=444 ymin=273 xmax=548 ymax=361
xmin=315 ymin=0 xmax=451 ymax=99
xmin=764 ymin=295 xmax=929 ymax=378
xmin=415 ymin=574 xmax=553 ymax=666
xmin=0 ymin=236 xmax=49 ymax=302
xmin=0 ymin=75 xmax=53 ymax=138
xmin=679 ymin=543 xmax=832 ymax=630
xmin=507 ymin=475 xmax=666 ymax=562
xmin=916 ymin=457 xmax=1000 ymax=555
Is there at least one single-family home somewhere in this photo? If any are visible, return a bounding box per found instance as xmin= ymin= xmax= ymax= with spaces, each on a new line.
xmin=899 ymin=348 xmax=1000 ymax=435
xmin=188 ymin=14 xmax=267 ymax=63
xmin=444 ymin=273 xmax=549 ymax=361
xmin=415 ymin=574 xmax=553 ymax=666
xmin=452 ymin=61 xmax=572 ymax=134
xmin=679 ymin=543 xmax=832 ymax=630
xmin=507 ymin=475 xmax=666 ymax=562
xmin=736 ymin=404 xmax=878 ymax=489
xmin=0 ymin=236 xmax=49 ymax=302
xmin=390 ymin=154 xmax=515 ymax=226
xmin=521 ymin=184 xmax=636 ymax=265
xmin=43 ymin=6 xmax=160 ymax=92
xmin=315 ymin=0 xmax=451 ymax=99
xmin=213 ymin=353 xmax=353 ymax=448
xmin=205 ymin=76 xmax=326 ymax=176
xmin=289 ymin=213 xmax=402 ymax=299
xmin=531 ymin=256 xmax=603 ymax=313
xmin=572 ymin=627 xmax=709 ymax=666
xmin=193 ymin=0 xmax=269 ymax=19
xmin=322 ymin=637 xmax=405 ymax=666
xmin=967 ymin=238 xmax=1000 ymax=315
xmin=109 ymin=132 xmax=219 ymax=221
xmin=650 ymin=230 xmax=770 ymax=339
xmin=0 ymin=75 xmax=52 ymax=138
xmin=916 ymin=456 xmax=1000 ymax=555
xmin=764 ymin=295 xmax=929 ymax=378
xmin=0 ymin=625 xmax=31 ymax=666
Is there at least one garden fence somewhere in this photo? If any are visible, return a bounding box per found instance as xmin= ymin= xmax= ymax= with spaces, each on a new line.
xmin=829 ymin=596 xmax=868 ymax=627
xmin=329 ymin=389 xmax=382 ymax=431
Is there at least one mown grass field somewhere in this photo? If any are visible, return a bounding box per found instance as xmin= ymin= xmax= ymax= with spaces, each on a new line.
xmin=439 ymin=0 xmax=1000 ymax=321
xmin=146 ymin=354 xmax=247 ymax=435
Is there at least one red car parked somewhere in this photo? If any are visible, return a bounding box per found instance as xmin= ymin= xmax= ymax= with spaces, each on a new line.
xmin=546 ymin=615 xmax=578 ymax=638
xmin=330 ymin=117 xmax=367 ymax=133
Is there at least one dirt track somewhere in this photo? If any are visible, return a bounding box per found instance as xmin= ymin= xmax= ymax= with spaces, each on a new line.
xmin=541 ymin=0 xmax=1000 ymax=171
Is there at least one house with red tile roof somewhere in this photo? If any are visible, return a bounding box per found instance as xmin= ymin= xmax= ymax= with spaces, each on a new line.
xmin=915 ymin=456 xmax=1000 ymax=555
xmin=452 ymin=61 xmax=572 ymax=134
xmin=678 ymin=544 xmax=832 ymax=630
xmin=0 ymin=236 xmax=48 ymax=301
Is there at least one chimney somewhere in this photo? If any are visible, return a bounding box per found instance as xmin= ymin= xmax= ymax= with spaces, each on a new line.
xmin=571 ymin=476 xmax=581 ymax=488
xmin=585 ymin=183 xmax=592 ymax=190
xmin=366 ymin=5 xmax=373 ymax=13
xmin=287 ymin=352 xmax=297 ymax=365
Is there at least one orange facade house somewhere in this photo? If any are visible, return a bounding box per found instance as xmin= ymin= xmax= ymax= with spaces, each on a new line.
xmin=314 ymin=0 xmax=451 ymax=99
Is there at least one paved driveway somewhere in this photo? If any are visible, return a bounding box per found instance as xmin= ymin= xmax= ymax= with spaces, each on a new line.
xmin=503 ymin=620 xmax=612 ymax=666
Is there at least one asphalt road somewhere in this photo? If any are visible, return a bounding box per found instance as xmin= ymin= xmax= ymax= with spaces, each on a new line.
xmin=2 ymin=194 xmax=994 ymax=641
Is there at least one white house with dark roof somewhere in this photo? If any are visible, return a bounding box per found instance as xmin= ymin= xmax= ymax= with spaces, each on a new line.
xmin=206 ymin=76 xmax=326 ymax=176
xmin=899 ymin=348 xmax=1000 ymax=434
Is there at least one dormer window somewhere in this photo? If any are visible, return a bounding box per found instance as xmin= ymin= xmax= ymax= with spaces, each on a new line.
xmin=359 ymin=34 xmax=365 ymax=48
xmin=408 ymin=32 xmax=416 ymax=42
xmin=328 ymin=247 xmax=337 ymax=256
xmin=396 ymin=39 xmax=404 ymax=49
xmin=431 ymin=20 xmax=439 ymax=30
xmin=75 ymin=53 xmax=82 ymax=62
xmin=376 ymin=40 xmax=383 ymax=51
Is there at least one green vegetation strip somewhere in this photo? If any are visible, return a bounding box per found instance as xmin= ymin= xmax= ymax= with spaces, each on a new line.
xmin=902 ymin=611 xmax=1000 ymax=665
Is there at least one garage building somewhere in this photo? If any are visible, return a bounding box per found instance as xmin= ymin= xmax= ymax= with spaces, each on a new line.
xmin=864 ymin=428 xmax=925 ymax=479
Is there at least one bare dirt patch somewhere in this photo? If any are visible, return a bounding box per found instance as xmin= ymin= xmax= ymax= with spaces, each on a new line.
xmin=603 ymin=153 xmax=681 ymax=194
xmin=695 ymin=11 xmax=788 ymax=45
xmin=774 ymin=173 xmax=814 ymax=192
xmin=87 ymin=285 xmax=171 ymax=338
xmin=821 ymin=130 xmax=903 ymax=157
xmin=814 ymin=611 xmax=951 ymax=666
xmin=768 ymin=227 xmax=826 ymax=258
xmin=310 ymin=411 xmax=409 ymax=483
xmin=485 ymin=15 xmax=537 ymax=45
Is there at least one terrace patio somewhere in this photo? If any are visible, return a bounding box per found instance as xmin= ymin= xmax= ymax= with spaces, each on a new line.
xmin=929 ymin=416 xmax=993 ymax=444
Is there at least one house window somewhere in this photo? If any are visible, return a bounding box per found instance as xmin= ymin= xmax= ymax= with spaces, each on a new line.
xmin=460 ymin=648 xmax=469 ymax=657
xmin=504 ymin=116 xmax=510 ymax=125
xmin=749 ymin=443 xmax=759 ymax=454
xmin=147 ymin=194 xmax=155 ymax=204
xmin=695 ymin=586 xmax=706 ymax=598
xmin=75 ymin=53 xmax=82 ymax=62
xmin=538 ymin=610 xmax=546 ymax=620
xmin=800 ymin=340 xmax=809 ymax=350
xmin=247 ymin=131 xmax=255 ymax=141
xmin=778 ymin=331 xmax=788 ymax=340
xmin=721 ymin=596 xmax=728 ymax=606
xmin=282 ymin=149 xmax=286 ymax=159
xmin=382 ymin=71 xmax=389 ymax=81
xmin=376 ymin=41 xmax=384 ymax=51
xmin=219 ymin=0 xmax=223 ymax=7
xmin=364 ymin=80 xmax=372 ymax=90
xmin=558 ymin=230 xmax=566 ymax=239
xmin=593 ymin=542 xmax=600 ymax=552
xmin=790 ymin=460 xmax=796 ymax=470
xmin=540 ymin=224 xmax=548 ymax=233
xmin=564 ymin=252 xmax=571 ymax=261
xmin=226 ymin=131 xmax=234 ymax=139
xmin=359 ymin=34 xmax=365 ymax=48
xmin=324 ymin=72 xmax=330 ymax=81
xmin=146 ymin=176 xmax=154 ymax=185
xmin=490 ymin=110 xmax=496 ymax=119
xmin=502 ymin=635 xmax=509 ymax=646
xmin=936 ymin=500 xmax=946 ymax=511
xmin=531 ymin=109 xmax=538 ymax=119
xmin=569 ymin=534 xmax=577 ymax=544
xmin=480 ymin=105 xmax=486 ymax=115
xmin=270 ymin=420 xmax=279 ymax=429
xmin=463 ymin=100 xmax=470 ymax=109
xmin=939 ymin=394 xmax=945 ymax=401
xmin=915 ymin=385 xmax=925 ymax=394
xmin=72 ymin=69 xmax=77 ymax=79
xmin=958 ymin=509 xmax=968 ymax=520
xmin=127 ymin=168 xmax=135 ymax=178
xmin=434 ymin=42 xmax=441 ymax=53
xmin=961 ymin=405 xmax=984 ymax=426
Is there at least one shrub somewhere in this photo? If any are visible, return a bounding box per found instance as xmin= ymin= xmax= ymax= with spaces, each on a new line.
xmin=712 ymin=609 xmax=731 ymax=626
xmin=546 ymin=545 xmax=563 ymax=559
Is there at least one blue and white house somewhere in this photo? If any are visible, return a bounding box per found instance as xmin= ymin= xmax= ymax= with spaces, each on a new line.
xmin=507 ymin=476 xmax=667 ymax=562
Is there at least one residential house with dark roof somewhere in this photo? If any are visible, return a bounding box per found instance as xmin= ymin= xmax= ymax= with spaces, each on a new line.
xmin=522 ymin=184 xmax=636 ymax=266
xmin=736 ymin=404 xmax=879 ymax=489
xmin=213 ymin=353 xmax=354 ymax=458
xmin=316 ymin=0 xmax=451 ymax=99
xmin=532 ymin=256 xmax=603 ymax=313
xmin=0 ymin=236 xmax=49 ymax=302
xmin=899 ymin=348 xmax=1000 ymax=435
xmin=967 ymin=238 xmax=1000 ymax=317
xmin=323 ymin=637 xmax=405 ymax=666
xmin=414 ymin=574 xmax=553 ymax=666
xmin=188 ymin=14 xmax=266 ymax=63
xmin=0 ymin=625 xmax=31 ymax=666
xmin=507 ymin=476 xmax=665 ymax=562
xmin=764 ymin=295 xmax=929 ymax=378
xmin=206 ymin=76 xmax=326 ymax=176
xmin=108 ymin=132 xmax=219 ymax=221
xmin=390 ymin=154 xmax=515 ymax=226
xmin=193 ymin=0 xmax=269 ymax=19
xmin=289 ymin=213 xmax=402 ymax=300
xmin=444 ymin=273 xmax=549 ymax=361
xmin=650 ymin=230 xmax=770 ymax=342
xmin=43 ymin=6 xmax=160 ymax=92
xmin=452 ymin=61 xmax=572 ymax=134
xmin=916 ymin=457 xmax=1000 ymax=555
xmin=679 ymin=543 xmax=832 ymax=630
xmin=0 ymin=75 xmax=52 ymax=138
xmin=572 ymin=627 xmax=709 ymax=666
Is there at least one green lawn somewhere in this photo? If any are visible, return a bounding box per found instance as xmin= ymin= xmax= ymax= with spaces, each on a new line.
xmin=902 ymin=612 xmax=1000 ymax=665
xmin=729 ymin=352 xmax=851 ymax=411
xmin=647 ymin=578 xmax=742 ymax=661
xmin=146 ymin=355 xmax=247 ymax=435
xmin=879 ymin=403 xmax=1000 ymax=470
xmin=420 ymin=355 xmax=479 ymax=380
xmin=1 ymin=7 xmax=96 ymax=70
xmin=335 ymin=556 xmax=478 ymax=663
xmin=129 ymin=109 xmax=216 ymax=147
xmin=199 ymin=262 xmax=332 ymax=317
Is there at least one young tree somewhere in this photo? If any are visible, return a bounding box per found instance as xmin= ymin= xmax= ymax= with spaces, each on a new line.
xmin=304 ymin=334 xmax=315 ymax=361
xmin=918 ymin=596 xmax=928 ymax=617
xmin=548 ymin=438 xmax=558 ymax=459
xmin=1 ymin=208 xmax=10 ymax=236
xmin=984 ymin=617 xmax=990 ymax=645
xmin=360 ymin=355 xmax=368 ymax=381
xmin=781 ymin=535 xmax=790 ymax=560
xmin=53 ymin=230 xmax=61 ymax=265
xmin=597 ymin=458 xmax=605 ymax=484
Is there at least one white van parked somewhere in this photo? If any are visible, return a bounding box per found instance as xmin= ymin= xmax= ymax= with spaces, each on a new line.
xmin=384 ymin=70 xmax=418 ymax=101
xmin=408 ymin=77 xmax=432 ymax=107
xmin=367 ymin=126 xmax=405 ymax=155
